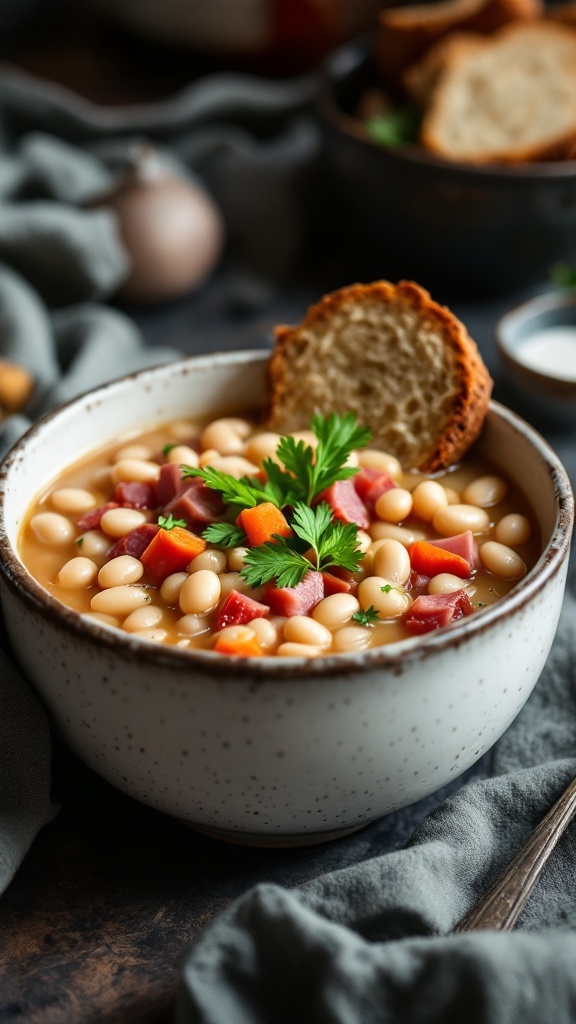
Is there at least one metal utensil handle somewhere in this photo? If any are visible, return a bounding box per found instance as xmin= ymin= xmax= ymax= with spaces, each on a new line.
xmin=455 ymin=775 xmax=576 ymax=933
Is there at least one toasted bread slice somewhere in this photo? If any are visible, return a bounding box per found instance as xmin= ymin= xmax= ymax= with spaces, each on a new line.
xmin=266 ymin=281 xmax=492 ymax=473
xmin=404 ymin=31 xmax=482 ymax=106
xmin=420 ymin=21 xmax=576 ymax=163
xmin=376 ymin=0 xmax=542 ymax=90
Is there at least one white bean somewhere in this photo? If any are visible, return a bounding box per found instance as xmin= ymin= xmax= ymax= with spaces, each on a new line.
xmin=100 ymin=508 xmax=147 ymax=538
xmin=227 ymin=547 xmax=248 ymax=572
xmin=333 ymin=625 xmax=372 ymax=652
xmin=243 ymin=432 xmax=282 ymax=465
xmin=176 ymin=613 xmax=211 ymax=636
xmin=179 ymin=569 xmax=221 ymax=615
xmin=134 ymin=628 xmax=168 ymax=642
xmin=98 ymin=555 xmax=144 ymax=588
xmin=411 ymin=481 xmax=448 ymax=522
xmin=160 ymin=572 xmax=188 ymax=605
xmin=85 ymin=612 xmax=119 ymax=628
xmin=428 ymin=573 xmax=467 ymax=595
xmin=355 ymin=530 xmax=372 ymax=554
xmin=114 ymin=444 xmax=152 ymax=463
xmin=249 ymin=617 xmax=278 ymax=652
xmin=444 ymin=487 xmax=461 ymax=505
xmin=462 ymin=475 xmax=507 ymax=508
xmin=479 ymin=541 xmax=527 ymax=580
xmin=276 ymin=642 xmax=323 ymax=658
xmin=166 ymin=444 xmax=199 ymax=468
xmin=358 ymin=576 xmax=410 ymax=618
xmin=123 ymin=605 xmax=164 ymax=632
xmin=76 ymin=530 xmax=109 ymax=559
xmin=357 ymin=448 xmax=402 ymax=480
xmin=30 ymin=512 xmax=75 ymax=545
xmin=375 ymin=488 xmax=413 ymax=523
xmin=312 ymin=593 xmax=360 ymax=630
xmin=201 ymin=418 xmax=252 ymax=455
xmin=369 ymin=522 xmax=426 ymax=545
xmin=90 ymin=585 xmax=152 ymax=616
xmin=168 ymin=419 xmax=197 ymax=441
xmin=189 ymin=549 xmax=227 ymax=574
xmin=372 ymin=539 xmax=411 ymax=584
xmin=57 ymin=556 xmax=98 ymax=589
xmin=283 ymin=616 xmax=332 ymax=648
xmin=199 ymin=448 xmax=220 ymax=468
xmin=50 ymin=488 xmax=96 ymax=515
xmin=432 ymin=504 xmax=491 ymax=536
xmin=210 ymin=455 xmax=260 ymax=479
xmin=495 ymin=513 xmax=531 ymax=547
xmin=111 ymin=459 xmax=160 ymax=485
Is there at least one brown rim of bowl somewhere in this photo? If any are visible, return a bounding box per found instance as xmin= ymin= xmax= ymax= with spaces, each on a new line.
xmin=317 ymin=35 xmax=576 ymax=180
xmin=0 ymin=352 xmax=573 ymax=682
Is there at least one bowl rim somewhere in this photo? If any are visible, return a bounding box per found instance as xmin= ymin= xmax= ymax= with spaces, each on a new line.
xmin=0 ymin=349 xmax=573 ymax=681
xmin=317 ymin=34 xmax=576 ymax=181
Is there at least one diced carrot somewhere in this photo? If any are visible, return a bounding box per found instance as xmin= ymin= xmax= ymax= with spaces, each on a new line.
xmin=408 ymin=540 xmax=472 ymax=579
xmin=238 ymin=502 xmax=292 ymax=547
xmin=213 ymin=627 xmax=263 ymax=658
xmin=140 ymin=525 xmax=206 ymax=582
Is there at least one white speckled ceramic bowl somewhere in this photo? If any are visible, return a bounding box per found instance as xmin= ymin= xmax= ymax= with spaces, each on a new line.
xmin=0 ymin=351 xmax=573 ymax=846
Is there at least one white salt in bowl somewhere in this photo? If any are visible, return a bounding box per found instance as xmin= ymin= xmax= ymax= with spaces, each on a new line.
xmin=496 ymin=291 xmax=576 ymax=425
xmin=0 ymin=350 xmax=573 ymax=846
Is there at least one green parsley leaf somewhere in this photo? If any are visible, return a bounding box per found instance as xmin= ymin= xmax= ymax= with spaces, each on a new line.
xmin=181 ymin=465 xmax=274 ymax=509
xmin=158 ymin=514 xmax=187 ymax=531
xmin=162 ymin=442 xmax=178 ymax=456
xmin=550 ymin=261 xmax=576 ymax=290
xmin=241 ymin=538 xmax=312 ymax=589
xmin=365 ymin=106 xmax=420 ymax=149
xmin=275 ymin=412 xmax=372 ymax=505
xmin=381 ymin=583 xmax=394 ymax=593
xmin=76 ymin=536 xmax=84 ymax=548
xmin=352 ymin=606 xmax=380 ymax=626
xmin=202 ymin=522 xmax=247 ymax=548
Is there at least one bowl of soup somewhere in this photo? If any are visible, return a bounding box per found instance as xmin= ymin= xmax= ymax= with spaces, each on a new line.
xmin=0 ymin=350 xmax=572 ymax=845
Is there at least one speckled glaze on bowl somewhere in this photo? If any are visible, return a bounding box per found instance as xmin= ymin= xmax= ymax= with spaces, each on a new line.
xmin=317 ymin=37 xmax=576 ymax=293
xmin=0 ymin=351 xmax=573 ymax=846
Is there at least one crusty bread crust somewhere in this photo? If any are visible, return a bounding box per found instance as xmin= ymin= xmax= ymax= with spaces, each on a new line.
xmin=376 ymin=0 xmax=542 ymax=90
xmin=420 ymin=21 xmax=576 ymax=164
xmin=266 ymin=281 xmax=492 ymax=473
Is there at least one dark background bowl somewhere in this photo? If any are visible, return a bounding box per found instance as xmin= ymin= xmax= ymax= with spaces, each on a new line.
xmin=317 ymin=36 xmax=576 ymax=297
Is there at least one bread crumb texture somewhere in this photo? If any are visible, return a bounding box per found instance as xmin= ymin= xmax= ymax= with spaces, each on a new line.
xmin=420 ymin=21 xmax=576 ymax=163
xmin=266 ymin=281 xmax=492 ymax=473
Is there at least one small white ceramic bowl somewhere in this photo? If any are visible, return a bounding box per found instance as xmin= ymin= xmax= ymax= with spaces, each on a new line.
xmin=0 ymin=351 xmax=573 ymax=846
xmin=496 ymin=291 xmax=576 ymax=426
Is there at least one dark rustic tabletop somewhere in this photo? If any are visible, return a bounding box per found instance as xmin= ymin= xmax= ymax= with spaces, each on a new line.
xmin=1 ymin=8 xmax=575 ymax=1022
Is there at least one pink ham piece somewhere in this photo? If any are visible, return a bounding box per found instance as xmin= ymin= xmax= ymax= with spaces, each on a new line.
xmin=155 ymin=463 xmax=185 ymax=506
xmin=113 ymin=481 xmax=157 ymax=510
xmin=317 ymin=478 xmax=370 ymax=530
xmin=106 ymin=523 xmax=159 ymax=560
xmin=321 ymin=570 xmax=354 ymax=596
xmin=266 ymin=570 xmax=324 ymax=617
xmin=430 ymin=531 xmax=480 ymax=571
xmin=403 ymin=590 xmax=473 ymax=635
xmin=215 ymin=590 xmax=270 ymax=631
xmin=76 ymin=502 xmax=119 ymax=531
xmin=353 ymin=466 xmax=396 ymax=508
xmin=163 ymin=479 xmax=225 ymax=529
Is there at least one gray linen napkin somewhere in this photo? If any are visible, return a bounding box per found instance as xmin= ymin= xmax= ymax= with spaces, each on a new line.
xmin=176 ymin=574 xmax=576 ymax=1024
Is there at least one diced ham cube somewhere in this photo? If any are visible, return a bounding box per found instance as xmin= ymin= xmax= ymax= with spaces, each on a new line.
xmin=215 ymin=590 xmax=270 ymax=631
xmin=77 ymin=502 xmax=119 ymax=531
xmin=317 ymin=478 xmax=370 ymax=530
xmin=321 ymin=570 xmax=354 ymax=596
xmin=353 ymin=466 xmax=396 ymax=507
xmin=405 ymin=570 xmax=430 ymax=596
xmin=106 ymin=523 xmax=159 ymax=560
xmin=155 ymin=463 xmax=186 ymax=506
xmin=430 ymin=530 xmax=480 ymax=571
xmin=403 ymin=590 xmax=473 ymax=635
xmin=266 ymin=570 xmax=324 ymax=617
xmin=113 ymin=481 xmax=157 ymax=510
xmin=164 ymin=479 xmax=225 ymax=529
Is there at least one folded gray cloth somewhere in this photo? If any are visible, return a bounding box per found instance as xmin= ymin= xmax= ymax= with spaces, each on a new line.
xmin=176 ymin=576 xmax=576 ymax=1024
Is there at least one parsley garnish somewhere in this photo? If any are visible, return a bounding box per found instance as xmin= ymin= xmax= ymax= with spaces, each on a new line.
xmin=162 ymin=442 xmax=178 ymax=456
xmin=158 ymin=514 xmax=187 ymax=531
xmin=381 ymin=583 xmax=394 ymax=593
xmin=240 ymin=501 xmax=362 ymax=588
xmin=352 ymin=606 xmax=380 ymax=626
xmin=365 ymin=106 xmax=420 ymax=149
xmin=550 ymin=262 xmax=576 ymax=290
xmin=202 ymin=522 xmax=248 ymax=548
xmin=76 ymin=537 xmax=84 ymax=548
xmin=183 ymin=412 xmax=371 ymax=513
